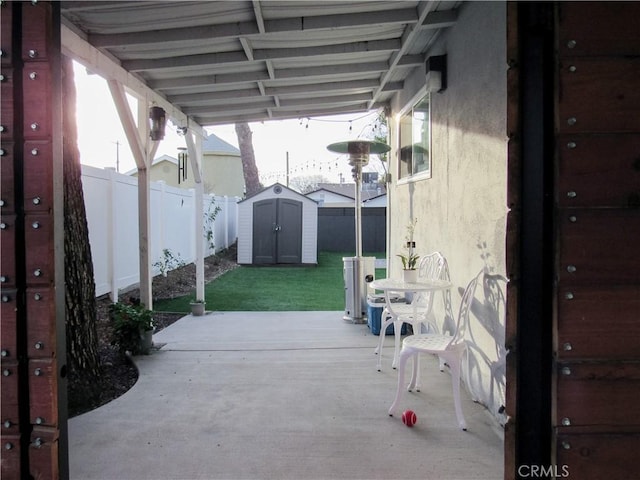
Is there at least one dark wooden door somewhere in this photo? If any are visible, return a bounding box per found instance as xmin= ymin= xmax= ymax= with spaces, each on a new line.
xmin=252 ymin=199 xmax=302 ymax=264
xmin=553 ymin=3 xmax=640 ymax=478
xmin=275 ymin=198 xmax=302 ymax=264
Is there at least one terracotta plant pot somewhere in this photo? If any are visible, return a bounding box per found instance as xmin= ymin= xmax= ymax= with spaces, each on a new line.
xmin=139 ymin=329 xmax=153 ymax=355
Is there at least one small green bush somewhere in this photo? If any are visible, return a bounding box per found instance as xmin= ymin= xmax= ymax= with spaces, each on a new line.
xmin=110 ymin=302 xmax=154 ymax=355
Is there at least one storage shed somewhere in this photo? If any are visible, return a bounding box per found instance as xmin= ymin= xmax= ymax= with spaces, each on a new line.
xmin=237 ymin=183 xmax=318 ymax=265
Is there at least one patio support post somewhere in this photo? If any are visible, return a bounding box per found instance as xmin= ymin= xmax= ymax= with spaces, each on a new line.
xmin=107 ymin=79 xmax=157 ymax=309
xmin=185 ymin=132 xmax=205 ymax=302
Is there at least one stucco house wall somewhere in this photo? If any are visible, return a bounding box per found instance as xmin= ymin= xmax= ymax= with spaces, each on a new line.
xmin=388 ymin=1 xmax=508 ymax=421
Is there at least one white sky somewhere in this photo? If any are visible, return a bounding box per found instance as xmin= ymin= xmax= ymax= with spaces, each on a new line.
xmin=73 ymin=61 xmax=387 ymax=185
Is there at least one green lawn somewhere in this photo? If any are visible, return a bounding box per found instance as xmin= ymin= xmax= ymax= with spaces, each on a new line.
xmin=154 ymin=252 xmax=386 ymax=312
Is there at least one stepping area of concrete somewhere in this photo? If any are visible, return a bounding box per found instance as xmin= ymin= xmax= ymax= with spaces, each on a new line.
xmin=69 ymin=311 xmax=503 ymax=479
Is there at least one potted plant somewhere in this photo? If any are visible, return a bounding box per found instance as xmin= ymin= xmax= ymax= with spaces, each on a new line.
xmin=190 ymin=298 xmax=206 ymax=316
xmin=397 ymin=219 xmax=419 ymax=283
xmin=110 ymin=301 xmax=154 ymax=355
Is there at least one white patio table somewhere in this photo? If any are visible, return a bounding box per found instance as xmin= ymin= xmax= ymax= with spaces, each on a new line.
xmin=369 ymin=278 xmax=452 ymax=369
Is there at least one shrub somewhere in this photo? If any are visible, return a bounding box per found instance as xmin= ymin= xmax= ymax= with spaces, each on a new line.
xmin=110 ymin=302 xmax=154 ymax=355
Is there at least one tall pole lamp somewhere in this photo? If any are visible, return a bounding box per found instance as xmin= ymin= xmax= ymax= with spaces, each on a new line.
xmin=327 ymin=140 xmax=390 ymax=323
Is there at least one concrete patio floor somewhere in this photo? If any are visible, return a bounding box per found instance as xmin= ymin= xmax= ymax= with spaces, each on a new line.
xmin=68 ymin=311 xmax=504 ymax=480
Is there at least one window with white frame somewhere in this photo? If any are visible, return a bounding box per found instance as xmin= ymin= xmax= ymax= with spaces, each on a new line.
xmin=398 ymin=93 xmax=431 ymax=180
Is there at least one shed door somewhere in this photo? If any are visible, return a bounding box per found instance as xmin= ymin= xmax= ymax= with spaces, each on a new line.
xmin=252 ymin=199 xmax=302 ymax=264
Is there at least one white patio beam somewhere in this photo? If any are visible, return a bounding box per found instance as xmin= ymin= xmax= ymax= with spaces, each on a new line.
xmin=107 ymin=79 xmax=146 ymax=169
xmin=123 ymin=38 xmax=400 ymax=72
xmin=150 ymin=61 xmax=388 ymax=91
xmin=195 ymin=103 xmax=373 ymax=125
xmin=87 ymin=8 xmax=417 ymax=48
xmin=107 ymin=78 xmax=155 ymax=308
xmin=61 ymin=22 xmax=205 ymax=137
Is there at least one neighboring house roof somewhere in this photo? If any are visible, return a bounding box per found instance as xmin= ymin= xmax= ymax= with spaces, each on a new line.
xmin=124 ymin=154 xmax=177 ymax=175
xmin=363 ymin=193 xmax=387 ymax=203
xmin=306 ymin=188 xmax=354 ymax=203
xmin=363 ymin=193 xmax=387 ymax=207
xmin=152 ymin=154 xmax=177 ymax=166
xmin=125 ymin=132 xmax=240 ymax=176
xmin=312 ymin=183 xmax=386 ymax=202
xmin=203 ymin=133 xmax=240 ymax=156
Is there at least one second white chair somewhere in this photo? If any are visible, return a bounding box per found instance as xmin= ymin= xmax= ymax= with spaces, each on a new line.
xmin=388 ymin=270 xmax=482 ymax=431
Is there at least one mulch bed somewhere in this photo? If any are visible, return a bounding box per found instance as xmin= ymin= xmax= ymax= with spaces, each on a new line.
xmin=68 ymin=245 xmax=238 ymax=417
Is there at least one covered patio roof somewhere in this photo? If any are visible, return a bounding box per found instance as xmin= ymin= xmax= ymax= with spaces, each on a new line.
xmin=61 ymin=0 xmax=459 ymax=129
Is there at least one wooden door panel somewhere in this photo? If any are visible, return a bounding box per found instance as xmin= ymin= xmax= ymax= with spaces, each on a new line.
xmin=557 ymin=134 xmax=640 ymax=208
xmin=558 ymin=58 xmax=640 ymax=134
xmin=23 ymin=140 xmax=53 ymax=213
xmin=24 ymin=212 xmax=54 ymax=285
xmin=28 ymin=359 xmax=58 ymax=427
xmin=1 ymin=71 xmax=15 ymax=143
xmin=22 ymin=64 xmax=53 ymax=136
xmin=558 ymin=2 xmax=640 ymax=57
xmin=558 ymin=209 xmax=640 ymax=284
xmin=1 ymin=290 xmax=18 ymax=360
xmin=0 ymin=142 xmax=15 ymax=214
xmin=1 ymin=434 xmax=21 ymax=480
xmin=553 ymin=2 xmax=640 ymax=474
xmin=27 ymin=288 xmax=56 ymax=358
xmin=556 ymin=363 xmax=640 ymax=427
xmin=556 ymin=433 xmax=640 ymax=480
xmin=557 ymin=285 xmax=640 ymax=359
xmin=29 ymin=427 xmax=59 ymax=480
xmin=1 ymin=214 xmax=16 ymax=288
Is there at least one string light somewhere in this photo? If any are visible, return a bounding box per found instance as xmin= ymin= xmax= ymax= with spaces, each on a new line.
xmin=258 ymin=110 xmax=388 ymax=187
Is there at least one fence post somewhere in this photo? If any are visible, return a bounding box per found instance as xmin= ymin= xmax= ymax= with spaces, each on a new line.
xmin=158 ymin=181 xmax=166 ymax=272
xmin=224 ymin=195 xmax=229 ymax=249
xmin=108 ymin=168 xmax=119 ymax=302
xmin=189 ymin=188 xmax=196 ymax=263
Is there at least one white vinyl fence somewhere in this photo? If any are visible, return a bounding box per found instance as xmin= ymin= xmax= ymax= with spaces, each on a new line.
xmin=81 ymin=165 xmax=239 ymax=298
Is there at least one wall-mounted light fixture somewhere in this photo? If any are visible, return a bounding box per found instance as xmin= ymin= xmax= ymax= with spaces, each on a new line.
xmin=425 ymin=54 xmax=447 ymax=93
xmin=149 ymin=106 xmax=167 ymax=141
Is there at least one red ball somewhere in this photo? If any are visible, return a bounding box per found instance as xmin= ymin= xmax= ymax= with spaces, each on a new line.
xmin=402 ymin=410 xmax=417 ymax=427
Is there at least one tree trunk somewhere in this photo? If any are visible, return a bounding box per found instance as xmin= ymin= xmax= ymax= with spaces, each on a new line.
xmin=62 ymin=57 xmax=101 ymax=379
xmin=234 ymin=122 xmax=262 ymax=195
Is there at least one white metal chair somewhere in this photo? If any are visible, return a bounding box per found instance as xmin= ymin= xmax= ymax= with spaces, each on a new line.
xmin=374 ymin=252 xmax=448 ymax=372
xmin=388 ymin=270 xmax=481 ymax=431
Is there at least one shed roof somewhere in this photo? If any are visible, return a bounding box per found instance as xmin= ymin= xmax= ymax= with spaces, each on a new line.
xmin=239 ymin=182 xmax=318 ymax=205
